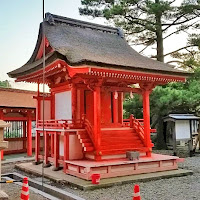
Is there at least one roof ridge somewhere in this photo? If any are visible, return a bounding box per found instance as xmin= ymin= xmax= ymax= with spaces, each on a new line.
xmin=0 ymin=87 xmax=37 ymax=94
xmin=45 ymin=12 xmax=124 ymax=37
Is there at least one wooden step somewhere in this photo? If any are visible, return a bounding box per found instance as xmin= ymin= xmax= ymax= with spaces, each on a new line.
xmin=82 ymin=143 xmax=93 ymax=147
xmin=101 ymin=144 xmax=145 ymax=150
xmin=101 ymin=140 xmax=143 ymax=144
xmin=77 ymin=135 xmax=89 ymax=139
xmin=102 ymin=131 xmax=136 ymax=135
xmin=101 ymin=147 xmax=149 ymax=156
xmin=80 ymin=138 xmax=91 ymax=143
xmin=84 ymin=147 xmax=94 ymax=152
xmin=101 ymin=136 xmax=141 ymax=140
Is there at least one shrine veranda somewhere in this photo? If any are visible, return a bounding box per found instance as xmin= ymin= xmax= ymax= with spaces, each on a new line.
xmin=8 ymin=13 xmax=189 ymax=180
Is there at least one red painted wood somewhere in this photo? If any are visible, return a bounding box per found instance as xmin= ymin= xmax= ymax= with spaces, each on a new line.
xmin=93 ymin=86 xmax=101 ymax=160
xmin=63 ymin=132 xmax=69 ymax=172
xmin=35 ymin=131 xmax=40 ymax=163
xmin=79 ymin=89 xmax=85 ymax=120
xmin=54 ymin=132 xmax=59 ymax=168
xmin=112 ymin=92 xmax=118 ymax=123
xmin=51 ymin=83 xmax=71 ymax=93
xmin=142 ymin=89 xmax=151 ymax=157
xmin=23 ymin=121 xmax=26 ymax=150
xmin=44 ymin=132 xmax=50 ymax=165
xmin=51 ymin=134 xmax=54 ymax=156
xmin=71 ymin=84 xmax=77 ymax=121
xmin=1 ymin=150 xmax=3 ymax=160
xmin=85 ymin=91 xmax=94 ymax=124
xmin=0 ymin=109 xmax=3 ymax=120
xmin=101 ymin=91 xmax=112 ymax=124
xmin=118 ymin=92 xmax=123 ymax=124
xmin=27 ymin=113 xmax=32 ymax=156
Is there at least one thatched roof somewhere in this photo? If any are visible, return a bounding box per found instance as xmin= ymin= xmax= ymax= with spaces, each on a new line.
xmin=8 ymin=13 xmax=189 ymax=78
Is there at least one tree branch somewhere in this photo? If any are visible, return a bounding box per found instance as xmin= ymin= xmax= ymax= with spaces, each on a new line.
xmin=166 ymin=60 xmax=183 ymax=64
xmin=164 ymin=45 xmax=196 ymax=57
xmin=162 ymin=16 xmax=197 ymax=31
xmin=163 ymin=21 xmax=199 ymax=40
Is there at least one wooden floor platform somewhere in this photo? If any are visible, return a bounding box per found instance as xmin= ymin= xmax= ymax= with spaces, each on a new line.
xmin=65 ymin=154 xmax=183 ymax=180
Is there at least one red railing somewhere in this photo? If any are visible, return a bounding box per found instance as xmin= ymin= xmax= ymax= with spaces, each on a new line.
xmin=132 ymin=117 xmax=145 ymax=141
xmin=84 ymin=119 xmax=95 ymax=146
xmin=123 ymin=116 xmax=156 ymax=133
xmin=123 ymin=117 xmax=144 ymax=127
xmin=37 ymin=119 xmax=84 ymax=129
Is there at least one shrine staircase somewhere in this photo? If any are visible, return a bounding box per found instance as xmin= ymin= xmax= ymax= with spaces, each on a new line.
xmin=76 ymin=117 xmax=154 ymax=158
xmin=100 ymin=128 xmax=148 ymax=156
xmin=77 ymin=130 xmax=95 ymax=152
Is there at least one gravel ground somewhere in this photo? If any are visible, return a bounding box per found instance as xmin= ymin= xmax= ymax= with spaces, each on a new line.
xmin=1 ymin=162 xmax=48 ymax=200
xmin=2 ymin=153 xmax=200 ymax=200
xmin=1 ymin=183 xmax=48 ymax=200
xmin=58 ymin=153 xmax=200 ymax=200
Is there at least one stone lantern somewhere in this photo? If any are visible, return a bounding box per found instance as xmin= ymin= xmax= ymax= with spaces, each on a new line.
xmin=0 ymin=120 xmax=9 ymax=200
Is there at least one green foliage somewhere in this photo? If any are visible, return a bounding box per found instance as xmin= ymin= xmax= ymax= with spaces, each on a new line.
xmin=123 ymin=68 xmax=200 ymax=148
xmin=0 ymin=80 xmax=11 ymax=88
xmin=124 ymin=94 xmax=143 ymax=119
xmin=80 ymin=0 xmax=200 ymax=62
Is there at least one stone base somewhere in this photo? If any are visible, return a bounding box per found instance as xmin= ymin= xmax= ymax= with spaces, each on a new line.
xmin=0 ymin=190 xmax=8 ymax=200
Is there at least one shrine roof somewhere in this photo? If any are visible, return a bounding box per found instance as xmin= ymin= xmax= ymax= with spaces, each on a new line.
xmin=0 ymin=88 xmax=36 ymax=108
xmin=164 ymin=114 xmax=200 ymax=121
xmin=8 ymin=13 xmax=189 ymax=79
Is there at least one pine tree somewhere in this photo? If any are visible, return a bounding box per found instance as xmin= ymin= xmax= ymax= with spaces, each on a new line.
xmin=80 ymin=0 xmax=200 ymax=62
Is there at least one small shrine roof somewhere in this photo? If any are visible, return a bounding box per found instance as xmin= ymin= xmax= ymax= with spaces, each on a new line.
xmin=8 ymin=13 xmax=189 ymax=79
xmin=0 ymin=87 xmax=36 ymax=108
xmin=164 ymin=114 xmax=200 ymax=121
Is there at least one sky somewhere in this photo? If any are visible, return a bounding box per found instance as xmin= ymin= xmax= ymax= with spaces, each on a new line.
xmin=0 ymin=0 xmax=107 ymax=90
xmin=0 ymin=0 xmax=186 ymax=91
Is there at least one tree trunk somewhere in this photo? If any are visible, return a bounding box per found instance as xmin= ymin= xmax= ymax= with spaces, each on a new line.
xmin=155 ymin=0 xmax=164 ymax=62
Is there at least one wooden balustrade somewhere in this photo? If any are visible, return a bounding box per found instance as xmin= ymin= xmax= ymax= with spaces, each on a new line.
xmin=37 ymin=119 xmax=84 ymax=129
xmin=84 ymin=119 xmax=95 ymax=147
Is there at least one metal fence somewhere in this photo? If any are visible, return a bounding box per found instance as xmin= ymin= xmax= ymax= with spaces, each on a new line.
xmin=4 ymin=121 xmax=36 ymax=138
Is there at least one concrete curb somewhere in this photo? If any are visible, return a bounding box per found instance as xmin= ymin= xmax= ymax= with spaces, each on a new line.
xmin=2 ymin=172 xmax=85 ymax=200
xmin=2 ymin=157 xmax=34 ymax=165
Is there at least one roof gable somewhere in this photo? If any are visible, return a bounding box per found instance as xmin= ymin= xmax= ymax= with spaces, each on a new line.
xmin=8 ymin=13 xmax=189 ymax=79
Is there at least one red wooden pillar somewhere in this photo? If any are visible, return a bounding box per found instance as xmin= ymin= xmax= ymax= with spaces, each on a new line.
xmin=79 ymin=89 xmax=85 ymax=120
xmin=93 ymin=86 xmax=101 ymax=161
xmin=35 ymin=130 xmax=40 ymax=163
xmin=23 ymin=121 xmax=26 ymax=150
xmin=53 ymin=132 xmax=60 ymax=170
xmin=63 ymin=132 xmax=69 ymax=173
xmin=112 ymin=92 xmax=118 ymax=124
xmin=27 ymin=112 xmax=32 ymax=157
xmin=36 ymin=83 xmax=41 ymax=127
xmin=142 ymin=89 xmax=151 ymax=157
xmin=118 ymin=92 xmax=123 ymax=124
xmin=44 ymin=131 xmax=51 ymax=167
xmin=50 ymin=93 xmax=55 ymax=156
xmin=71 ymin=84 xmax=77 ymax=122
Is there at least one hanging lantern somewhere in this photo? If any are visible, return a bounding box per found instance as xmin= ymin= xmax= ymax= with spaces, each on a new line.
xmin=130 ymin=91 xmax=134 ymax=99
xmin=114 ymin=91 xmax=118 ymax=99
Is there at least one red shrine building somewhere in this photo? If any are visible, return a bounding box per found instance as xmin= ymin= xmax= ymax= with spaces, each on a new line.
xmin=8 ymin=13 xmax=188 ymax=180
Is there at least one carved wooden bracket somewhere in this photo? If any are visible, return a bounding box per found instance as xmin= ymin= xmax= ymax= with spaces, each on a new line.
xmin=139 ymin=82 xmax=156 ymax=93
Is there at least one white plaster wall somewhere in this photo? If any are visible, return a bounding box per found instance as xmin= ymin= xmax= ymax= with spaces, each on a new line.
xmin=55 ymin=91 xmax=72 ymax=157
xmin=175 ymin=120 xmax=190 ymax=139
xmin=69 ymin=134 xmax=83 ymax=160
xmin=55 ymin=91 xmax=72 ymax=120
